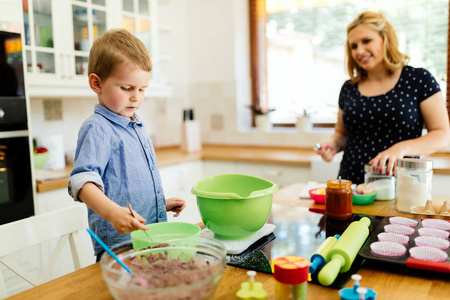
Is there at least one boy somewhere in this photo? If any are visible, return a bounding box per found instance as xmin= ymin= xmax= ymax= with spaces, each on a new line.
xmin=68 ymin=29 xmax=185 ymax=261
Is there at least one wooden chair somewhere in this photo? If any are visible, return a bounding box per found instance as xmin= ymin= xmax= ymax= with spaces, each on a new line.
xmin=0 ymin=205 xmax=89 ymax=299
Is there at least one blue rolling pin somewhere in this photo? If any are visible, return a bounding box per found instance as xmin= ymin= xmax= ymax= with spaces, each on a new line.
xmin=309 ymin=234 xmax=340 ymax=274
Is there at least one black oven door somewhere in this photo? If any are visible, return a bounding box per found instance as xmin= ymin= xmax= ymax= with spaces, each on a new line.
xmin=0 ymin=133 xmax=34 ymax=225
xmin=0 ymin=21 xmax=34 ymax=225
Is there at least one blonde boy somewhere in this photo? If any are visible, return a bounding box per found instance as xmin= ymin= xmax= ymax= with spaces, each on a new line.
xmin=68 ymin=29 xmax=185 ymax=261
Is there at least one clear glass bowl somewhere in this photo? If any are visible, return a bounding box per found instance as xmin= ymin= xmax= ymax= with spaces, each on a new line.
xmin=100 ymin=236 xmax=226 ymax=300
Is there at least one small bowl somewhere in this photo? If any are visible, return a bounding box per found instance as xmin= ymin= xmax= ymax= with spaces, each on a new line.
xmin=192 ymin=174 xmax=277 ymax=240
xmin=309 ymin=188 xmax=326 ymax=204
xmin=101 ymin=237 xmax=226 ymax=300
xmin=130 ymin=222 xmax=201 ymax=250
xmin=33 ymin=152 xmax=49 ymax=169
xmin=352 ymin=191 xmax=377 ymax=205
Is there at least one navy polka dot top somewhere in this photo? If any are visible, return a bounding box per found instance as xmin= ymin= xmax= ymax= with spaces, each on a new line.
xmin=337 ymin=66 xmax=441 ymax=184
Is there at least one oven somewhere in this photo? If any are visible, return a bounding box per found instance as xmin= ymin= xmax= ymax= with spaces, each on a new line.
xmin=0 ymin=20 xmax=34 ymax=225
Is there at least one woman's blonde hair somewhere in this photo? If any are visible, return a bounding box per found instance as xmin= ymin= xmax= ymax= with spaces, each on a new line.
xmin=88 ymin=28 xmax=152 ymax=80
xmin=346 ymin=11 xmax=409 ymax=84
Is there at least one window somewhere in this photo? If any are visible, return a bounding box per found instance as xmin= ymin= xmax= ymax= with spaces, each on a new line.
xmin=249 ymin=0 xmax=450 ymax=127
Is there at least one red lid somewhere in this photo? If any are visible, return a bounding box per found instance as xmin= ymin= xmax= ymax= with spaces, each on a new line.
xmin=273 ymin=256 xmax=309 ymax=285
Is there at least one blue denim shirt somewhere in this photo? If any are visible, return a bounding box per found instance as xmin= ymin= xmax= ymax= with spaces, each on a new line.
xmin=68 ymin=104 xmax=167 ymax=255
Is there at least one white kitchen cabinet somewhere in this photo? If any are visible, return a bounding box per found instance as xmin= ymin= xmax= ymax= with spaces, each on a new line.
xmin=201 ymin=160 xmax=237 ymax=178
xmin=22 ymin=0 xmax=171 ymax=98
xmin=202 ymin=160 xmax=311 ymax=189
xmin=159 ymin=161 xmax=203 ymax=224
xmin=234 ymin=162 xmax=310 ymax=189
xmin=23 ymin=0 xmax=110 ymax=97
xmin=34 ymin=186 xmax=79 ymax=214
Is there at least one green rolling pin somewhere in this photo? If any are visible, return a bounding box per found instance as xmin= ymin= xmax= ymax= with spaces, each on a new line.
xmin=317 ymin=217 xmax=371 ymax=286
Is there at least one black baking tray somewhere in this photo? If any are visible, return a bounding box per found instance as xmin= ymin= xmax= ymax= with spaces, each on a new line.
xmin=359 ymin=217 xmax=450 ymax=273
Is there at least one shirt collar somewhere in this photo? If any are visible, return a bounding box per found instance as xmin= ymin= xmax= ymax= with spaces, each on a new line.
xmin=94 ymin=104 xmax=142 ymax=127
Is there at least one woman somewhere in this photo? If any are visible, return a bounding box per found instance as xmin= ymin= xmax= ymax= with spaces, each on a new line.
xmin=317 ymin=11 xmax=450 ymax=184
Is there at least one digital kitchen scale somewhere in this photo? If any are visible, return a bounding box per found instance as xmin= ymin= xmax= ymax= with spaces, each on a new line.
xmin=201 ymin=223 xmax=276 ymax=269
xmin=202 ymin=223 xmax=276 ymax=254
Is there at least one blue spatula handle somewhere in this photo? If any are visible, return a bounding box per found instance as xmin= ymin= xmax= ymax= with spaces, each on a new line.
xmin=87 ymin=228 xmax=132 ymax=274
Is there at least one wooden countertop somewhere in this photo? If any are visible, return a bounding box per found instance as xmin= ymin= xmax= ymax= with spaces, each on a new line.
xmin=274 ymin=183 xmax=450 ymax=220
xmin=35 ymin=144 xmax=450 ymax=193
xmin=9 ymin=183 xmax=450 ymax=300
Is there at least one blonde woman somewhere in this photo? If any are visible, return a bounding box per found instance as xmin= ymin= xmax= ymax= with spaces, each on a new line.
xmin=317 ymin=11 xmax=449 ymax=184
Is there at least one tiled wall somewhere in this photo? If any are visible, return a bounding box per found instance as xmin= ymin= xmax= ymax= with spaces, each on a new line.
xmin=188 ymin=79 xmax=334 ymax=147
xmin=29 ymin=93 xmax=186 ymax=157
xmin=29 ymin=98 xmax=97 ymax=157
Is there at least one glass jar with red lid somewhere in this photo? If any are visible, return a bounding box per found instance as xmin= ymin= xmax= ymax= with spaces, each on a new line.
xmin=325 ymin=178 xmax=353 ymax=220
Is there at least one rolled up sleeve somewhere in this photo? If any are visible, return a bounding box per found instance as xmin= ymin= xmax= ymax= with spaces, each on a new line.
xmin=68 ymin=171 xmax=104 ymax=201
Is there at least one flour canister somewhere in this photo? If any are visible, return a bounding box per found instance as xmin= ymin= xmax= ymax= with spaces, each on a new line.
xmin=396 ymin=158 xmax=433 ymax=213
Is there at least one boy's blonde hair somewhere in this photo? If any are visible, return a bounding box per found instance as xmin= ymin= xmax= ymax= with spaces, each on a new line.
xmin=346 ymin=11 xmax=409 ymax=84
xmin=88 ymin=28 xmax=152 ymax=79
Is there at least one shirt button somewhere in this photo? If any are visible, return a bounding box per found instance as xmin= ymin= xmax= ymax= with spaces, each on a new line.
xmin=159 ymin=212 xmax=165 ymax=218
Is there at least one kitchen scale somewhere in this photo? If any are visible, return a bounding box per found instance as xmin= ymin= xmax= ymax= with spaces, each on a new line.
xmin=201 ymin=223 xmax=276 ymax=269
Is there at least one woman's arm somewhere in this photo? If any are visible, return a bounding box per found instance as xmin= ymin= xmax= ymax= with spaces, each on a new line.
xmin=369 ymin=91 xmax=450 ymax=175
xmin=78 ymin=182 xmax=149 ymax=234
xmin=317 ymin=108 xmax=348 ymax=162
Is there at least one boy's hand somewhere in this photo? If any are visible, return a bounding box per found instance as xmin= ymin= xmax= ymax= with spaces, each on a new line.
xmin=109 ymin=206 xmax=149 ymax=234
xmin=166 ymin=197 xmax=186 ymax=217
xmin=78 ymin=183 xmax=149 ymax=234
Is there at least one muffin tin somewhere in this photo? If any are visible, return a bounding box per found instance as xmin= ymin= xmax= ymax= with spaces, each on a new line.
xmin=359 ymin=216 xmax=450 ymax=273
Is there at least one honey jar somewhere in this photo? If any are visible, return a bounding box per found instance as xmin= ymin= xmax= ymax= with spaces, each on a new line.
xmin=325 ymin=178 xmax=353 ymax=220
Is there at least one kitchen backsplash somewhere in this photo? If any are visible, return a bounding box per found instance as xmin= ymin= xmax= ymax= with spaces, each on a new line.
xmin=25 ymin=78 xmax=342 ymax=166
xmin=29 ymin=92 xmax=191 ymax=157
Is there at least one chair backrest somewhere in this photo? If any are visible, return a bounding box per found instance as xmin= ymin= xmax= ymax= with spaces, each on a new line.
xmin=0 ymin=205 xmax=89 ymax=299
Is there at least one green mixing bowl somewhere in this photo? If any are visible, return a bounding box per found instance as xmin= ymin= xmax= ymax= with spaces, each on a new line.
xmin=191 ymin=174 xmax=278 ymax=240
xmin=130 ymin=222 xmax=201 ymax=251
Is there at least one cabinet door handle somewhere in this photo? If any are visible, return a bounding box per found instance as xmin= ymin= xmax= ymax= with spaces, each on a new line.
xmin=67 ymin=54 xmax=74 ymax=79
xmin=60 ymin=53 xmax=66 ymax=79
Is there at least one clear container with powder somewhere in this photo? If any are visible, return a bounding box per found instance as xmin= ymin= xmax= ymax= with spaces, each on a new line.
xmin=364 ymin=164 xmax=396 ymax=200
xmin=396 ymin=158 xmax=433 ymax=213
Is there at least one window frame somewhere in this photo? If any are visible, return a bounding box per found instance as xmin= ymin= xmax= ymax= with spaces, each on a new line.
xmin=249 ymin=0 xmax=450 ymax=128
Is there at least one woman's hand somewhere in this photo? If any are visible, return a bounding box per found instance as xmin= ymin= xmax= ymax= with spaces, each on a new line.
xmin=317 ymin=108 xmax=347 ymax=162
xmin=369 ymin=143 xmax=406 ymax=177
xmin=317 ymin=141 xmax=339 ymax=162
xmin=166 ymin=197 xmax=186 ymax=217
